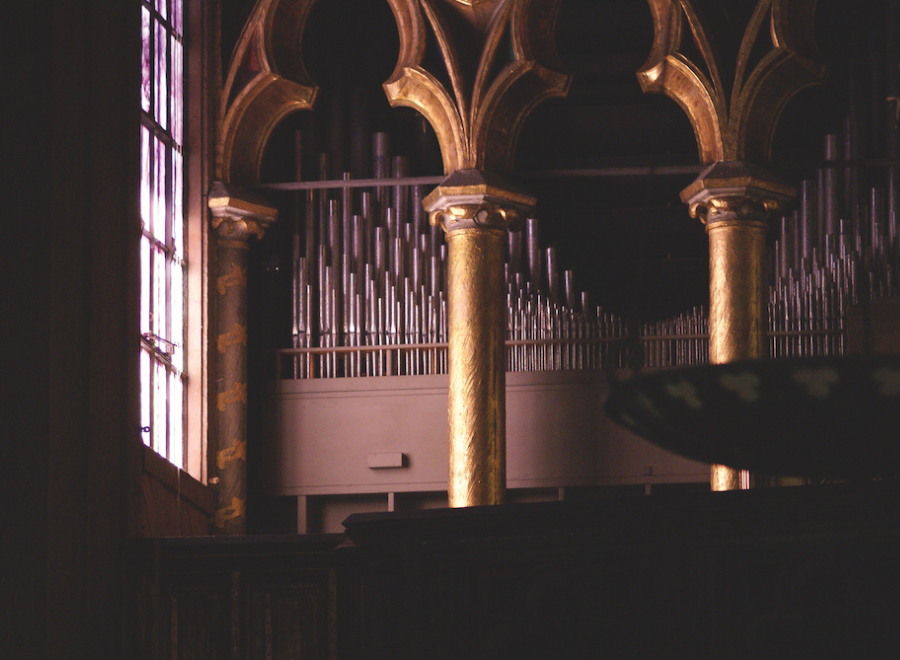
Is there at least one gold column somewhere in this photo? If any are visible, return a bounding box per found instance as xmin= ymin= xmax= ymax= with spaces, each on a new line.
xmin=425 ymin=171 xmax=533 ymax=507
xmin=682 ymin=163 xmax=793 ymax=490
xmin=638 ymin=0 xmax=825 ymax=489
xmin=707 ymin=219 xmax=768 ymax=365
xmin=382 ymin=1 xmax=567 ymax=504
xmin=208 ymin=182 xmax=276 ymax=534
xmin=446 ymin=227 xmax=507 ymax=507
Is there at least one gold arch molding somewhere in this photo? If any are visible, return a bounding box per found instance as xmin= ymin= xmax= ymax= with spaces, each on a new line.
xmin=218 ymin=0 xmax=318 ymax=185
xmin=219 ymin=0 xmax=571 ymax=182
xmin=637 ymin=0 xmax=826 ymax=165
xmin=384 ymin=0 xmax=571 ymax=174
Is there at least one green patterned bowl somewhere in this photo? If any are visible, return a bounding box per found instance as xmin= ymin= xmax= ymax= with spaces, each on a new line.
xmin=604 ymin=355 xmax=900 ymax=478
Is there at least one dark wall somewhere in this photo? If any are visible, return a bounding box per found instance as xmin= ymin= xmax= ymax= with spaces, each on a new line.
xmin=4 ymin=1 xmax=139 ymax=657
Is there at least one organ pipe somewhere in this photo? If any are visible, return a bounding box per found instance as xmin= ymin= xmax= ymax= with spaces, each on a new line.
xmin=281 ymin=129 xmax=662 ymax=378
xmin=281 ymin=75 xmax=900 ymax=379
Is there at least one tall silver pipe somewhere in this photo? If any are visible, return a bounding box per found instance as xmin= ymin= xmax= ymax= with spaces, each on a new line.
xmin=546 ymin=245 xmax=558 ymax=303
xmin=525 ymin=217 xmax=541 ymax=292
xmin=508 ymin=230 xmax=522 ymax=275
xmin=287 ymin=52 xmax=900 ymax=379
xmin=374 ymin=226 xmax=387 ymax=293
xmin=800 ymin=179 xmax=816 ymax=268
xmin=373 ymin=131 xmax=391 ymax=191
xmin=305 ymin=190 xmax=318 ymax=349
xmin=429 ymin=254 xmax=441 ymax=299
xmin=411 ymin=185 xmax=426 ymax=234
xmin=824 ymin=133 xmax=840 ymax=240
xmin=410 ymin=233 xmax=422 ymax=294
xmin=563 ymin=270 xmax=576 ymax=310
xmin=342 ymin=171 xmax=353 ymax=232
xmin=872 ymin=187 xmax=885 ymax=260
xmin=393 ymin=156 xmax=409 ymax=224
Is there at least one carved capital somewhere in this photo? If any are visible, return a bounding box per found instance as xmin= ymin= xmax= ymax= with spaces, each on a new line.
xmin=208 ymin=181 xmax=277 ymax=241
xmin=687 ymin=195 xmax=779 ymax=226
xmin=423 ymin=169 xmax=533 ymax=233
xmin=681 ymin=161 xmax=794 ymax=226
xmin=428 ymin=203 xmax=524 ymax=233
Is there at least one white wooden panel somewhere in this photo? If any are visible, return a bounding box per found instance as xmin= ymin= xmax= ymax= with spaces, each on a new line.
xmin=262 ymin=371 xmax=708 ymax=496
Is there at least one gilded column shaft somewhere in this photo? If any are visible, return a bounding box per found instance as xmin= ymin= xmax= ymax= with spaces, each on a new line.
xmin=683 ymin=164 xmax=794 ymax=491
xmin=446 ymin=227 xmax=507 ymax=507
xmin=640 ymin=0 xmax=824 ymax=491
xmin=707 ymin=217 xmax=768 ymax=490
xmin=424 ymin=170 xmax=533 ymax=508
xmin=707 ymin=216 xmax=767 ymax=491
xmin=707 ymin=219 xmax=768 ymax=364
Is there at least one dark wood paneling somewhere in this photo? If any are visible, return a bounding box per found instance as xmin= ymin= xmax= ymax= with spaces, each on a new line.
xmin=130 ymin=535 xmax=352 ymax=660
xmin=344 ymin=484 xmax=900 ymax=659
xmin=244 ymin=571 xmax=333 ymax=659
xmin=846 ymin=298 xmax=900 ymax=355
xmin=131 ymin=485 xmax=900 ymax=659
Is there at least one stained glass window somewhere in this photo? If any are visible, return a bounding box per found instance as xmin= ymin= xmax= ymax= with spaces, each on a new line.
xmin=140 ymin=0 xmax=185 ymax=467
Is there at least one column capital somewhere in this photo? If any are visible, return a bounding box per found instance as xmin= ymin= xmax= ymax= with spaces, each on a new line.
xmin=423 ymin=170 xmax=534 ymax=233
xmin=208 ymin=181 xmax=277 ymax=241
xmin=680 ymin=161 xmax=795 ymax=227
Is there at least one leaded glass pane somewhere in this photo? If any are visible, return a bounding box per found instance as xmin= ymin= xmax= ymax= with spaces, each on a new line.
xmin=172 ymin=36 xmax=183 ymax=144
xmin=154 ymin=360 xmax=168 ymax=458
xmin=140 ymin=235 xmax=151 ymax=335
xmin=171 ymin=259 xmax=184 ymax=371
xmin=140 ymin=126 xmax=150 ymax=225
xmin=141 ymin=7 xmax=151 ymax=113
xmin=169 ymin=372 xmax=184 ymax=466
xmin=154 ymin=245 xmax=167 ymax=341
xmin=173 ymin=0 xmax=182 ymax=34
xmin=173 ymin=149 xmax=183 ymax=251
xmin=140 ymin=348 xmax=151 ymax=447
xmin=155 ymin=20 xmax=167 ymax=130
xmin=153 ymin=136 xmax=166 ymax=240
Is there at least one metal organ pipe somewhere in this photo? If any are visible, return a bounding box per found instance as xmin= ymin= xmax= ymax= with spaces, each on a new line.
xmin=283 ymin=83 xmax=900 ymax=379
xmin=767 ymin=112 xmax=900 ymax=359
xmin=281 ymin=127 xmax=653 ymax=378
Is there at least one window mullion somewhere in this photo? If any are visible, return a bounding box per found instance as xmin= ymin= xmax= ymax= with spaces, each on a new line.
xmin=140 ymin=114 xmax=179 ymax=151
xmin=142 ymin=2 xmax=180 ymax=39
xmin=142 ymin=228 xmax=171 ymax=254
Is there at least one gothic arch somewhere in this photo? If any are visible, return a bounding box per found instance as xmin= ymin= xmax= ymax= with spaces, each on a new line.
xmin=218 ymin=0 xmax=319 ymax=184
